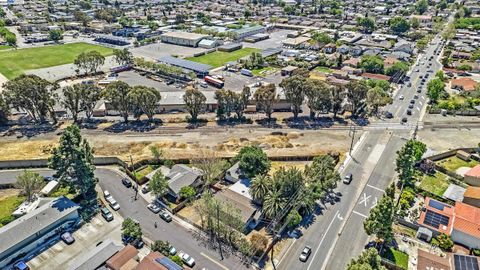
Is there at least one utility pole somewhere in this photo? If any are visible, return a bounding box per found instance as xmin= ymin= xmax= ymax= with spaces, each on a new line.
xmin=349 ymin=124 xmax=356 ymax=156
xmin=216 ymin=202 xmax=224 ymax=260
xmin=130 ymin=155 xmax=139 ymax=201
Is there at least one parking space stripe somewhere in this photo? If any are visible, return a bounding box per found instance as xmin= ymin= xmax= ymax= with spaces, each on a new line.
xmin=366 ymin=184 xmax=385 ymax=192
xmin=352 ymin=211 xmax=368 ymax=218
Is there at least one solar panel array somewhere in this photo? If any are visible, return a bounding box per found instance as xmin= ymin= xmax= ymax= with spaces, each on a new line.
xmin=424 ymin=210 xmax=449 ymax=229
xmin=454 ymin=254 xmax=480 ymax=270
xmin=428 ymin=199 xmax=449 ymax=211
xmin=155 ymin=256 xmax=183 ymax=270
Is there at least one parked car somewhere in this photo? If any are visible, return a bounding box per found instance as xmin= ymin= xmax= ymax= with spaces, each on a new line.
xmin=141 ymin=184 xmax=150 ymax=194
xmin=169 ymin=245 xmax=177 ymax=255
xmin=122 ymin=178 xmax=132 ymax=188
xmin=147 ymin=203 xmax=161 ymax=213
xmin=13 ymin=261 xmax=29 ymax=270
xmin=61 ymin=232 xmax=75 ymax=245
xmin=132 ymin=238 xmax=145 ymax=249
xmin=103 ymin=190 xmax=111 ymax=199
xmin=107 ymin=197 xmax=120 ymax=210
xmin=122 ymin=235 xmax=134 ymax=244
xmin=179 ymin=251 xmax=195 ymax=267
xmin=401 ymin=117 xmax=408 ymax=123
xmin=159 ymin=210 xmax=172 ymax=222
xmin=408 ymin=104 xmax=414 ymax=109
xmin=399 ymin=95 xmax=404 ymax=100
xmin=101 ymin=207 xmax=114 ymax=221
xmin=407 ymin=109 xmax=412 ymax=115
xmin=299 ymin=246 xmax=312 ymax=262
xmin=385 ymin=111 xmax=393 ymax=119
xmin=410 ymin=100 xmax=415 ymax=104
xmin=343 ymin=173 xmax=353 ymax=184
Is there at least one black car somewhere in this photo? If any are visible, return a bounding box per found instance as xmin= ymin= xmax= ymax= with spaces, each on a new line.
xmin=141 ymin=184 xmax=149 ymax=194
xmin=122 ymin=178 xmax=132 ymax=188
xmin=132 ymin=238 xmax=145 ymax=249
xmin=385 ymin=111 xmax=393 ymax=119
xmin=410 ymin=100 xmax=415 ymax=104
xmin=122 ymin=234 xmax=134 ymax=244
xmin=408 ymin=104 xmax=414 ymax=109
xmin=401 ymin=117 xmax=408 ymax=123
xmin=417 ymin=89 xmax=422 ymax=93
xmin=407 ymin=109 xmax=412 ymax=115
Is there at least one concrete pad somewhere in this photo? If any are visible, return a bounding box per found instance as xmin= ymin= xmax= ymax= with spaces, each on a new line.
xmin=456 ymin=166 xmax=471 ymax=177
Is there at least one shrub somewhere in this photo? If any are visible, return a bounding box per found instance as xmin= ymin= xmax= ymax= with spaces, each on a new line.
xmin=436 ymin=233 xmax=454 ymax=251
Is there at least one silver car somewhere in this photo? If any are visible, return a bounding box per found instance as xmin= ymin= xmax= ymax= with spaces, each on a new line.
xmin=299 ymin=246 xmax=312 ymax=262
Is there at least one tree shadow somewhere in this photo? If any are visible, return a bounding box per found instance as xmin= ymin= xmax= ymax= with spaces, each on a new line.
xmin=8 ymin=123 xmax=57 ymax=138
xmin=284 ymin=116 xmax=336 ymax=129
xmin=350 ymin=116 xmax=370 ymax=126
xmin=104 ymin=120 xmax=163 ymax=133
xmin=216 ymin=117 xmax=253 ymax=127
xmin=255 ymin=118 xmax=282 ymax=128
xmin=186 ymin=120 xmax=208 ymax=129
xmin=78 ymin=118 xmax=111 ymax=130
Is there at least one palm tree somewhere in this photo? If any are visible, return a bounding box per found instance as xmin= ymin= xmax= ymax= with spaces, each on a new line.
xmin=250 ymin=174 xmax=271 ymax=204
xmin=263 ymin=189 xmax=286 ymax=219
xmin=296 ymin=189 xmax=317 ymax=215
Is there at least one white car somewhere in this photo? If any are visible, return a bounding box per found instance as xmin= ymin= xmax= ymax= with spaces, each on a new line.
xmin=110 ymin=201 xmax=120 ymax=211
xmin=179 ymin=251 xmax=195 ymax=267
xmin=147 ymin=203 xmax=161 ymax=213
xmin=399 ymin=95 xmax=404 ymax=100
xmin=103 ymin=190 xmax=111 ymax=199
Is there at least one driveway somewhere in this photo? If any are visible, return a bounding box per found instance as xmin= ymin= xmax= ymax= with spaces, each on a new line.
xmin=96 ymin=167 xmax=249 ymax=270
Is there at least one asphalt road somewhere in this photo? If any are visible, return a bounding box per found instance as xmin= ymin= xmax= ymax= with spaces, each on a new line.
xmin=277 ymin=34 xmax=445 ymax=270
xmin=95 ymin=168 xmax=249 ymax=270
xmin=0 ymin=168 xmax=249 ymax=270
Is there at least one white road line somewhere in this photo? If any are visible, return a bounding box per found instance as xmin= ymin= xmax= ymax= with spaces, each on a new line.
xmin=306 ymin=210 xmax=339 ymax=270
xmin=276 ymin=238 xmax=297 ymax=266
xmin=366 ymin=184 xmax=385 ymax=192
xmin=200 ymin=252 xmax=229 ymax=270
xmin=352 ymin=211 xmax=368 ymax=218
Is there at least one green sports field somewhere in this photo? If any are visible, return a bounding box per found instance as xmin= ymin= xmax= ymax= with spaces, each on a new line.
xmin=186 ymin=47 xmax=260 ymax=68
xmin=0 ymin=42 xmax=113 ymax=79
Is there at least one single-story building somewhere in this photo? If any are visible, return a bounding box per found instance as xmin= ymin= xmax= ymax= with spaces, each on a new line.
xmin=136 ymin=251 xmax=184 ymax=270
xmin=106 ymin=244 xmax=139 ymax=270
xmin=282 ymin=36 xmax=311 ymax=48
xmin=0 ymin=196 xmax=80 ymax=269
xmin=464 ymin=165 xmax=480 ymax=186
xmin=417 ymin=249 xmax=451 ymax=270
xmin=165 ymin=164 xmax=204 ymax=200
xmin=232 ymin=25 xmax=265 ymax=39
xmin=463 ymin=186 xmax=480 ymax=208
xmin=451 ymin=78 xmax=478 ymax=92
xmin=224 ymin=162 xmax=246 ymax=184
xmin=68 ymin=239 xmax=123 ymax=270
xmin=157 ymin=55 xmax=212 ymax=77
xmin=160 ymin=32 xmax=208 ymax=47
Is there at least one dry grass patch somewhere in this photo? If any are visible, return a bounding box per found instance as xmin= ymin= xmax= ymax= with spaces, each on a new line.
xmin=0 ymin=140 xmax=57 ymax=160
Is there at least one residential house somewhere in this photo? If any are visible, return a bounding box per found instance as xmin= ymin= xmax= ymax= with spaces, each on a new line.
xmin=393 ymin=43 xmax=414 ymax=55
xmin=0 ymin=197 xmax=80 ymax=269
xmin=361 ymin=73 xmax=391 ymax=81
xmin=383 ymin=56 xmax=399 ymax=69
xmin=417 ymin=249 xmax=452 ymax=270
xmin=349 ymin=46 xmax=363 ymax=56
xmin=464 ymin=165 xmax=480 ymax=186
xmin=343 ymin=57 xmax=360 ymax=68
xmin=165 ymin=164 xmax=204 ymax=201
xmin=224 ymin=162 xmax=246 ymax=184
xmin=463 ymin=186 xmax=480 ymax=208
xmin=451 ymin=51 xmax=472 ymax=60
xmin=451 ymin=78 xmax=478 ymax=93
xmin=68 ymin=239 xmax=123 ymax=270
xmin=136 ymin=251 xmax=184 ymax=270
xmin=214 ymin=179 xmax=262 ymax=230
xmin=324 ymin=43 xmax=336 ymax=54
xmin=417 ymin=197 xmax=480 ymax=249
xmin=338 ymin=44 xmax=350 ymax=54
xmin=106 ymin=244 xmax=139 ymax=270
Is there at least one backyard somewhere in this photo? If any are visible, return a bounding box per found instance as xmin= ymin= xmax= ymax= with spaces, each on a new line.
xmin=382 ymin=247 xmax=409 ymax=270
xmin=0 ymin=45 xmax=11 ymax=50
xmin=186 ymin=47 xmax=260 ymax=68
xmin=436 ymin=156 xmax=479 ymax=172
xmin=0 ymin=192 xmax=24 ymax=227
xmin=0 ymin=42 xmax=113 ymax=79
xmin=418 ymin=171 xmax=450 ymax=197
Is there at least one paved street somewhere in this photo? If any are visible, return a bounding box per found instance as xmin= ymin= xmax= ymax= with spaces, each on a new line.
xmin=277 ymin=34 xmax=445 ymax=270
xmin=95 ymin=168 xmax=249 ymax=270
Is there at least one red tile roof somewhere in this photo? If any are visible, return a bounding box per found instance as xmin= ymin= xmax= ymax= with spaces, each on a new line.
xmin=464 ymin=186 xmax=480 ymax=199
xmin=417 ymin=249 xmax=451 ymax=270
xmin=451 ymin=78 xmax=478 ymax=92
xmin=466 ymin=165 xmax=480 ymax=178
xmin=453 ymin=202 xmax=480 ymax=238
xmin=418 ymin=197 xmax=455 ymax=234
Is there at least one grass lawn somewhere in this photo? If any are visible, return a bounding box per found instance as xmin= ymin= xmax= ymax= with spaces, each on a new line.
xmin=314 ymin=66 xmax=333 ymax=73
xmin=0 ymin=42 xmax=114 ymax=79
xmin=382 ymin=247 xmax=409 ymax=270
xmin=49 ymin=186 xmax=76 ymax=199
xmin=437 ymin=156 xmax=479 ymax=172
xmin=0 ymin=195 xmax=25 ymax=227
xmin=0 ymin=45 xmax=11 ymax=51
xmin=133 ymin=165 xmax=158 ymax=180
xmin=252 ymin=66 xmax=278 ymax=76
xmin=418 ymin=172 xmax=450 ymax=197
xmin=186 ymin=47 xmax=260 ymax=68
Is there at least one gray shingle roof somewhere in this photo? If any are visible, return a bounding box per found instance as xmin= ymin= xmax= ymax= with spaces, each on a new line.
xmin=167 ymin=164 xmax=203 ymax=195
xmin=0 ymin=196 xmax=80 ymax=259
xmin=68 ymin=239 xmax=122 ymax=270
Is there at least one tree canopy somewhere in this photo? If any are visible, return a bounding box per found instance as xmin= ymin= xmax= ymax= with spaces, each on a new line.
xmin=235 ymin=145 xmax=271 ymax=178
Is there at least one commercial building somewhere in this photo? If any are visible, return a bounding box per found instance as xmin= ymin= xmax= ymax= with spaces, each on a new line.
xmin=0 ymin=197 xmax=80 ymax=269
xmin=232 ymin=25 xmax=265 ymax=39
xmin=160 ymin=32 xmax=208 ymax=47
xmin=94 ymin=35 xmax=130 ymax=46
xmin=157 ymin=55 xmax=212 ymax=77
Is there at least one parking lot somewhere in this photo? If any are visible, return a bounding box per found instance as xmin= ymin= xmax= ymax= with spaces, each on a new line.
xmin=241 ymin=29 xmax=294 ymax=50
xmin=117 ymin=70 xmax=185 ymax=92
xmin=131 ymin=42 xmax=207 ymax=60
xmin=27 ymin=213 xmax=124 ymax=270
xmin=210 ymin=69 xmax=284 ymax=91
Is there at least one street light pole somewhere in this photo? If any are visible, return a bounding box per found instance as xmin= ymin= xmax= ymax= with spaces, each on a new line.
xmin=129 ymin=155 xmax=138 ymax=201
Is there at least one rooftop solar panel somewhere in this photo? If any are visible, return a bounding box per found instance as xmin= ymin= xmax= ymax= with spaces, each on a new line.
xmin=158 ymin=55 xmax=212 ymax=73
xmin=428 ymin=199 xmax=449 ymax=211
xmin=155 ymin=256 xmax=183 ymax=270
xmin=424 ymin=210 xmax=449 ymax=229
xmin=454 ymin=254 xmax=480 ymax=270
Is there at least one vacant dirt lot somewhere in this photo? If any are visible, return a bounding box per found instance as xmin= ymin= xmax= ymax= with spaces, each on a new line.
xmin=417 ymin=128 xmax=480 ymax=152
xmin=0 ymin=128 xmax=355 ymax=162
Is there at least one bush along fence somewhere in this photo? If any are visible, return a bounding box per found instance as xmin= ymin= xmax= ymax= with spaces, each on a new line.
xmin=429 ymin=108 xmax=480 ymax=116
xmin=424 ymin=147 xmax=480 ymax=181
